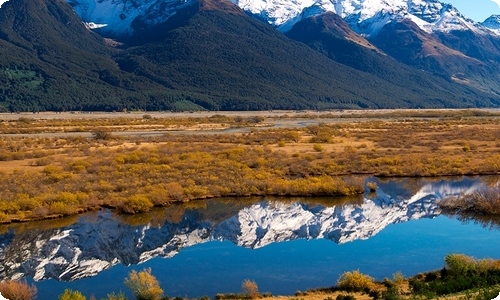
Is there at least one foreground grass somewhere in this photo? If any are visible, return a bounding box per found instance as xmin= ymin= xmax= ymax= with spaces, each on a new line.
xmin=0 ymin=110 xmax=499 ymax=222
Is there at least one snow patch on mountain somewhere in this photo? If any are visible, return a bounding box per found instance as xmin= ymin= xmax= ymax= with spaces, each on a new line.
xmin=66 ymin=0 xmax=195 ymax=36
xmin=84 ymin=22 xmax=107 ymax=30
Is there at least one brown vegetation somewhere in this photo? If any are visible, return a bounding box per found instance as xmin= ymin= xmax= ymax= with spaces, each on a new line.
xmin=439 ymin=187 xmax=500 ymax=215
xmin=0 ymin=110 xmax=499 ymax=223
xmin=241 ymin=279 xmax=260 ymax=299
xmin=0 ymin=280 xmax=37 ymax=300
xmin=124 ymin=268 xmax=164 ymax=300
xmin=336 ymin=270 xmax=376 ymax=292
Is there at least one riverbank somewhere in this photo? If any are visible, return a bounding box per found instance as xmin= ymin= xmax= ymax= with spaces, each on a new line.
xmin=0 ymin=109 xmax=499 ymax=223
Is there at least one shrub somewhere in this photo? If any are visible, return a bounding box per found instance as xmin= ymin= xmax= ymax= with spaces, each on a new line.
xmin=313 ymin=144 xmax=323 ymax=152
xmin=121 ymin=195 xmax=154 ymax=214
xmin=104 ymin=292 xmax=127 ymax=300
xmin=366 ymin=181 xmax=378 ymax=192
xmin=241 ymin=279 xmax=259 ymax=299
xmin=92 ymin=130 xmax=113 ymax=140
xmin=337 ymin=270 xmax=375 ymax=292
xmin=124 ymin=268 xmax=164 ymax=300
xmin=0 ymin=280 xmax=37 ymax=300
xmin=166 ymin=182 xmax=186 ymax=201
xmin=382 ymin=286 xmax=402 ymax=300
xmin=58 ymin=289 xmax=86 ymax=300
xmin=392 ymin=271 xmax=404 ymax=285
xmin=445 ymin=253 xmax=476 ymax=275
xmin=439 ymin=188 xmax=500 ymax=215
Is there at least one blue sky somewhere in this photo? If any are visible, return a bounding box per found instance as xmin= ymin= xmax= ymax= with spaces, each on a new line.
xmin=445 ymin=0 xmax=500 ymax=22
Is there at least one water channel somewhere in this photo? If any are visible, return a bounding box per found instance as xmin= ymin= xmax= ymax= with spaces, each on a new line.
xmin=1 ymin=176 xmax=499 ymax=299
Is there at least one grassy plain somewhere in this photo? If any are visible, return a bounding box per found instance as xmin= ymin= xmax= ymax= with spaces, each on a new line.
xmin=0 ymin=109 xmax=499 ymax=223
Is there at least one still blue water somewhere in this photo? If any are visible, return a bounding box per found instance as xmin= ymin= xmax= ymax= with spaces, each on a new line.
xmin=30 ymin=215 xmax=500 ymax=299
xmin=0 ymin=176 xmax=497 ymax=299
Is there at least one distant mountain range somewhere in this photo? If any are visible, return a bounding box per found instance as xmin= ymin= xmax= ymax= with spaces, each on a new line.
xmin=0 ymin=0 xmax=499 ymax=111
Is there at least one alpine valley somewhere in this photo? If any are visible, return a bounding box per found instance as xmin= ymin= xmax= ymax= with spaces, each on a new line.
xmin=0 ymin=0 xmax=499 ymax=111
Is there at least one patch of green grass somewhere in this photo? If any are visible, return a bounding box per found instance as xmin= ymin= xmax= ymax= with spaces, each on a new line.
xmin=171 ymin=100 xmax=206 ymax=112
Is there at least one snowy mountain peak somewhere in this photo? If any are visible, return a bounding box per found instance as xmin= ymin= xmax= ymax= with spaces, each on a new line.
xmin=278 ymin=0 xmax=484 ymax=36
xmin=482 ymin=15 xmax=500 ymax=34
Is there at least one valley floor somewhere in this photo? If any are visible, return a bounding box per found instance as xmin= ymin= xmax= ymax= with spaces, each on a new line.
xmin=0 ymin=109 xmax=499 ymax=223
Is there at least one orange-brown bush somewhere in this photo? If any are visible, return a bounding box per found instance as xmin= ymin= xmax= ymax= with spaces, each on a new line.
xmin=241 ymin=279 xmax=259 ymax=298
xmin=124 ymin=268 xmax=163 ymax=300
xmin=0 ymin=280 xmax=37 ymax=300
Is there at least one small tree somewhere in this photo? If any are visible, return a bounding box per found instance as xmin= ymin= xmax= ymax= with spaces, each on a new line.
xmin=241 ymin=279 xmax=259 ymax=298
xmin=58 ymin=289 xmax=86 ymax=300
xmin=337 ymin=270 xmax=375 ymax=292
xmin=125 ymin=268 xmax=164 ymax=300
xmin=445 ymin=253 xmax=476 ymax=275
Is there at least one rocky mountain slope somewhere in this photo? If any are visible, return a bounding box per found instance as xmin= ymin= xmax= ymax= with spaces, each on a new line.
xmin=56 ymin=0 xmax=500 ymax=99
xmin=2 ymin=0 xmax=498 ymax=111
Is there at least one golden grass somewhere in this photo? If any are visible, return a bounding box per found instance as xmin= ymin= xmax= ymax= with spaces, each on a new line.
xmin=270 ymin=291 xmax=374 ymax=300
xmin=0 ymin=110 xmax=499 ymax=223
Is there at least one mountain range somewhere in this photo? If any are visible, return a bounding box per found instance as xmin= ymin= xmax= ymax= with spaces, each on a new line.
xmin=0 ymin=0 xmax=499 ymax=111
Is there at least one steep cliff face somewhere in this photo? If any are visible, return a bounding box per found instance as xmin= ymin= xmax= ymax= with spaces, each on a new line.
xmin=0 ymin=178 xmax=486 ymax=282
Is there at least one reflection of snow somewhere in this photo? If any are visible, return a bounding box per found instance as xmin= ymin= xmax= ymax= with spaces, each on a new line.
xmin=0 ymin=177 xmax=496 ymax=282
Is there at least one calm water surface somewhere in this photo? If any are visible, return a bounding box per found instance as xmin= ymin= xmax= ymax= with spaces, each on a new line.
xmin=1 ymin=176 xmax=499 ymax=299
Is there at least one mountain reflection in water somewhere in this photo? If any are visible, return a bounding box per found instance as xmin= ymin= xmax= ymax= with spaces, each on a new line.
xmin=0 ymin=176 xmax=499 ymax=298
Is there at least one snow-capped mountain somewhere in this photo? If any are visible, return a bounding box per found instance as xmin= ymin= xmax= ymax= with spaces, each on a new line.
xmin=483 ymin=15 xmax=500 ymax=34
xmin=59 ymin=0 xmax=499 ymax=37
xmin=237 ymin=0 xmax=492 ymax=35
xmin=0 ymin=177 xmax=486 ymax=282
